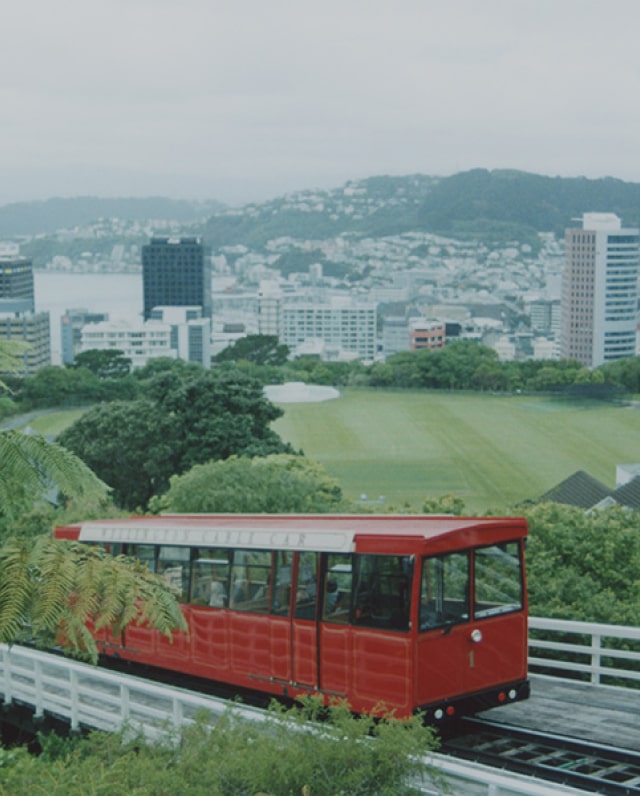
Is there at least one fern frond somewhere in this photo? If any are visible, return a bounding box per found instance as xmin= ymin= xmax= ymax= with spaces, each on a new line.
xmin=0 ymin=536 xmax=185 ymax=662
xmin=0 ymin=430 xmax=110 ymax=521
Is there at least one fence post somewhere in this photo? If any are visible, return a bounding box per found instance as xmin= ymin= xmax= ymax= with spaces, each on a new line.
xmin=590 ymin=632 xmax=601 ymax=685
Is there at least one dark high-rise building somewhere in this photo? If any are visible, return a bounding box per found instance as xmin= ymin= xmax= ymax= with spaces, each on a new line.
xmin=142 ymin=237 xmax=212 ymax=320
xmin=0 ymin=255 xmax=35 ymax=313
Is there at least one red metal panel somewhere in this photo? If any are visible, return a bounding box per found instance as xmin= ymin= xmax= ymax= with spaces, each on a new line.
xmin=351 ymin=630 xmax=413 ymax=715
xmin=464 ymin=613 xmax=528 ymax=693
xmin=269 ymin=616 xmax=290 ymax=683
xmin=229 ymin=613 xmax=272 ymax=679
xmin=319 ymin=624 xmax=350 ymax=698
xmin=190 ymin=606 xmax=230 ymax=672
xmin=416 ymin=628 xmax=466 ymax=706
xmin=155 ymin=606 xmax=190 ymax=664
xmin=292 ymin=621 xmax=317 ymax=687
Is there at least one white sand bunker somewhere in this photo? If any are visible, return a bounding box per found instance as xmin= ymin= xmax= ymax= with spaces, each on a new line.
xmin=264 ymin=381 xmax=340 ymax=403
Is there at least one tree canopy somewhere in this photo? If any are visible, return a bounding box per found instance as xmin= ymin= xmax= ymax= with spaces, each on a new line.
xmin=215 ymin=333 xmax=290 ymax=366
xmin=154 ymin=454 xmax=346 ymax=514
xmin=71 ymin=349 xmax=132 ymax=379
xmin=58 ymin=369 xmax=296 ymax=510
xmin=522 ymin=502 xmax=640 ymax=626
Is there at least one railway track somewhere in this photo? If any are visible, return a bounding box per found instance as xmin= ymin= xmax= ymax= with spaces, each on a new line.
xmin=441 ymin=717 xmax=640 ymax=795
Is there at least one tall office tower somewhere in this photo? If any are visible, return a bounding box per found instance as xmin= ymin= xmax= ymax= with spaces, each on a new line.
xmin=142 ymin=237 xmax=212 ymax=320
xmin=560 ymin=213 xmax=639 ymax=367
xmin=0 ymin=255 xmax=35 ymax=313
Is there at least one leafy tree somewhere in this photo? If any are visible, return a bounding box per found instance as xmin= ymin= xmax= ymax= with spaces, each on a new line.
xmin=153 ymin=454 xmax=346 ymax=514
xmin=58 ymin=370 xmax=295 ymax=510
xmin=523 ymin=503 xmax=640 ymax=625
xmin=215 ymin=333 xmax=290 ymax=366
xmin=57 ymin=400 xmax=181 ymax=510
xmin=14 ymin=364 xmax=137 ymax=409
xmin=150 ymin=369 xmax=295 ymax=472
xmin=71 ymin=348 xmax=132 ymax=378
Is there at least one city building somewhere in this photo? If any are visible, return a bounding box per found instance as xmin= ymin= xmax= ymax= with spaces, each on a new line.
xmin=528 ymin=299 xmax=561 ymax=336
xmin=560 ymin=213 xmax=639 ymax=367
xmin=409 ymin=319 xmax=446 ymax=351
xmin=149 ymin=306 xmax=211 ymax=368
xmin=142 ymin=237 xmax=212 ymax=321
xmin=382 ymin=316 xmax=410 ymax=357
xmin=0 ymin=255 xmax=35 ymax=313
xmin=60 ymin=308 xmax=110 ymax=365
xmin=280 ymin=297 xmax=377 ymax=361
xmin=0 ymin=311 xmax=51 ymax=374
xmin=80 ymin=319 xmax=176 ymax=369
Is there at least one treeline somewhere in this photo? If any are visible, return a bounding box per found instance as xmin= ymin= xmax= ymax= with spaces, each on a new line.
xmin=4 ymin=339 xmax=640 ymax=421
xmin=215 ymin=336 xmax=640 ymax=396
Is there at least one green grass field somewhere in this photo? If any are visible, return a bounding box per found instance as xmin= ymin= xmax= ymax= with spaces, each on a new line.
xmin=9 ymin=390 xmax=639 ymax=514
xmin=271 ymin=389 xmax=640 ymax=513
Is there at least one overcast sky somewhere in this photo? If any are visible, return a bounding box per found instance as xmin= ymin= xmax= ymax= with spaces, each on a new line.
xmin=2 ymin=0 xmax=639 ymax=206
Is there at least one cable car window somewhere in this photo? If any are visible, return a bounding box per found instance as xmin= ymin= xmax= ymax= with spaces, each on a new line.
xmin=295 ymin=552 xmax=318 ymax=620
xmin=353 ymin=554 xmax=413 ymax=631
xmin=229 ymin=549 xmax=272 ymax=613
xmin=322 ymin=554 xmax=351 ymax=623
xmin=271 ymin=551 xmax=293 ymax=616
xmin=158 ymin=546 xmax=190 ymax=602
xmin=474 ymin=542 xmax=523 ymax=619
xmin=127 ymin=543 xmax=156 ymax=572
xmin=190 ymin=549 xmax=230 ymax=607
xmin=420 ymin=552 xmax=469 ymax=631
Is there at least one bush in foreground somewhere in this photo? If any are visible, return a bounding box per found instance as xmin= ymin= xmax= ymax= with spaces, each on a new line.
xmin=0 ymin=698 xmax=439 ymax=795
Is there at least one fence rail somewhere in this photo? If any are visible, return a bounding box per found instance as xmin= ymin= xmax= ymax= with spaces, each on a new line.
xmin=1 ymin=618 xmax=638 ymax=796
xmin=528 ymin=616 xmax=640 ymax=686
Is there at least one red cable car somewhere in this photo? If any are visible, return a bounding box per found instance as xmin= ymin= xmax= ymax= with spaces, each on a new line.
xmin=55 ymin=514 xmax=530 ymax=721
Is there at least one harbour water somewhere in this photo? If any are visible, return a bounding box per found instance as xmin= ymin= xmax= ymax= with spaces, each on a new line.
xmin=34 ymin=271 xmax=143 ymax=363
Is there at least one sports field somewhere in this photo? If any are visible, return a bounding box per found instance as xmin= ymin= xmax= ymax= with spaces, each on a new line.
xmin=271 ymin=389 xmax=640 ymax=512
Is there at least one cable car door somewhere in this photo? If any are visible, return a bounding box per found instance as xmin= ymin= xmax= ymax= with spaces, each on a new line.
xmin=290 ymin=551 xmax=319 ymax=688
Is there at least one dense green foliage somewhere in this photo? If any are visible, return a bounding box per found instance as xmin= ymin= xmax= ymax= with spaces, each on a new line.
xmin=0 ymin=700 xmax=438 ymax=795
xmin=215 ymin=334 xmax=290 ymax=366
xmin=523 ymin=503 xmax=640 ymax=626
xmin=71 ymin=349 xmax=132 ymax=379
xmin=154 ymin=454 xmax=347 ymax=514
xmin=58 ymin=369 xmax=295 ymax=510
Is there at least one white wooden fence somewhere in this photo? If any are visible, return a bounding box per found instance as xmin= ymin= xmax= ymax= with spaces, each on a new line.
xmin=2 ymin=616 xmax=638 ymax=796
xmin=528 ymin=616 xmax=640 ymax=686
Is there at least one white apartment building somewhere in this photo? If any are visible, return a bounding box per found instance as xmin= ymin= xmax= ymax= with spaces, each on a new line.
xmin=560 ymin=213 xmax=639 ymax=367
xmin=149 ymin=306 xmax=211 ymax=368
xmin=283 ymin=298 xmax=377 ymax=361
xmin=80 ymin=319 xmax=176 ymax=369
xmin=259 ymin=288 xmax=377 ymax=361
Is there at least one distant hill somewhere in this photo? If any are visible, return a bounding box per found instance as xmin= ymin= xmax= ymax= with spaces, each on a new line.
xmin=200 ymin=170 xmax=640 ymax=251
xmin=419 ymin=169 xmax=640 ymax=239
xmin=5 ymin=171 xmax=640 ymax=253
xmin=0 ymin=197 xmax=226 ymax=237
